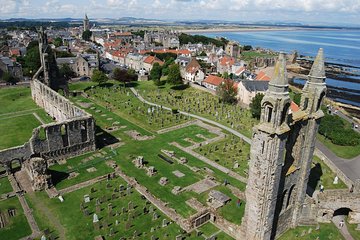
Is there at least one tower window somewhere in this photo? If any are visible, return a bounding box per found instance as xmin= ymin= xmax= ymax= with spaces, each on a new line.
xmin=267 ymin=107 xmax=273 ymax=123
xmin=303 ymin=98 xmax=309 ymax=110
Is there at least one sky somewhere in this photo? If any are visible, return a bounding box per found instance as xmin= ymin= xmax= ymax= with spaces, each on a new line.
xmin=0 ymin=0 xmax=359 ymax=26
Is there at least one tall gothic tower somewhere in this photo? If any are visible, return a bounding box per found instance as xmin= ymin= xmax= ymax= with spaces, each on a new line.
xmin=38 ymin=26 xmax=50 ymax=86
xmin=244 ymin=53 xmax=291 ymax=240
xmin=83 ymin=14 xmax=90 ymax=32
xmin=243 ymin=49 xmax=326 ymax=240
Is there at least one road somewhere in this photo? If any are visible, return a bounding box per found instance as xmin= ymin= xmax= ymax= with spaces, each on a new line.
xmin=130 ymin=87 xmax=360 ymax=183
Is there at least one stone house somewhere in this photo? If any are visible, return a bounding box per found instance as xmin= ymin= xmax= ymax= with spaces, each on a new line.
xmin=0 ymin=56 xmax=23 ymax=80
xmin=202 ymin=75 xmax=225 ymax=91
xmin=237 ymin=80 xmax=269 ymax=106
xmin=184 ymin=58 xmax=205 ymax=84
xmin=56 ymin=54 xmax=99 ymax=77
xmin=217 ymin=56 xmax=236 ymax=74
xmin=125 ymin=53 xmax=144 ymax=72
xmin=143 ymin=55 xmax=164 ymax=72
xmin=225 ymin=41 xmax=240 ymax=58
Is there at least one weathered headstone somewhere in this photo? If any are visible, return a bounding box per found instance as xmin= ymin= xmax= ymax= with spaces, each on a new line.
xmin=93 ymin=213 xmax=99 ymax=223
xmin=162 ymin=219 xmax=167 ymax=227
xmin=128 ymin=201 xmax=133 ymax=210
xmin=84 ymin=195 xmax=90 ymax=203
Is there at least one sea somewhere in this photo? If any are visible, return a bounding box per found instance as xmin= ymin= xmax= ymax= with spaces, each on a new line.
xmin=200 ymin=30 xmax=360 ymax=107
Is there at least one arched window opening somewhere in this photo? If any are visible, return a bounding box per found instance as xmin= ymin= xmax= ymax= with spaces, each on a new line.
xmin=280 ymin=190 xmax=287 ymax=212
xmin=303 ymin=98 xmax=309 ymax=110
xmin=267 ymin=106 xmax=273 ymax=123
xmin=317 ymin=92 xmax=325 ymax=111
xmin=281 ymin=103 xmax=290 ymax=124
xmin=286 ymin=185 xmax=296 ymax=208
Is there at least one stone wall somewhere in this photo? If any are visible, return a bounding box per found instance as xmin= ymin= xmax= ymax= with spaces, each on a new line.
xmin=0 ymin=79 xmax=96 ymax=174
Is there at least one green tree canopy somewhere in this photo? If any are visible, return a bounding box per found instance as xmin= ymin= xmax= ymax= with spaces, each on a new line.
xmin=91 ymin=69 xmax=108 ymax=85
xmin=250 ymin=93 xmax=264 ymax=119
xmin=150 ymin=62 xmax=162 ymax=81
xmin=216 ymin=79 xmax=237 ymax=104
xmin=167 ymin=64 xmax=183 ymax=85
xmin=53 ymin=37 xmax=63 ymax=47
xmin=1 ymin=72 xmax=19 ymax=85
xmin=82 ymin=30 xmax=92 ymax=41
xmin=59 ymin=64 xmax=76 ymax=80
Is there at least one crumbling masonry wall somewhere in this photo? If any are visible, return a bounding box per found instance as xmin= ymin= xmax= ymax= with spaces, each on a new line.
xmin=0 ymin=79 xmax=96 ymax=178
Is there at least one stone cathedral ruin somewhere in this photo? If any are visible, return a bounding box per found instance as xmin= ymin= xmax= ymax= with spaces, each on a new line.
xmin=243 ymin=49 xmax=360 ymax=240
xmin=0 ymin=26 xmax=359 ymax=240
xmin=0 ymin=28 xmax=96 ymax=191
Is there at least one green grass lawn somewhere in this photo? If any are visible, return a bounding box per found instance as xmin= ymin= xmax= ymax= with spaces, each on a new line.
xmin=0 ymin=197 xmax=32 ymax=240
xmin=0 ymin=86 xmax=53 ymax=150
xmin=50 ymin=149 xmax=114 ymax=190
xmin=0 ymin=113 xmax=41 ymax=150
xmin=317 ymin=134 xmax=360 ymax=159
xmin=134 ymin=81 xmax=258 ymax=138
xmin=241 ymin=50 xmax=277 ymax=62
xmin=0 ymin=87 xmax=37 ymax=114
xmin=308 ymin=156 xmax=347 ymax=190
xmin=0 ymin=177 xmax=13 ymax=195
xmin=194 ymin=135 xmax=250 ymax=177
xmin=347 ymin=222 xmax=360 ymax=240
xmin=27 ymin=176 xmax=202 ymax=240
xmin=278 ymin=223 xmax=345 ymax=240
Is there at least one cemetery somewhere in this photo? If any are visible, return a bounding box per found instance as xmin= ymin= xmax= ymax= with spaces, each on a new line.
xmin=0 ymin=79 xmax=353 ymax=240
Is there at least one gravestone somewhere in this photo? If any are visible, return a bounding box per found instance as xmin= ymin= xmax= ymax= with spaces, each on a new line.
xmin=112 ymin=193 xmax=116 ymax=200
xmin=122 ymin=207 xmax=126 ymax=214
xmin=152 ymin=212 xmax=158 ymax=221
xmin=176 ymin=235 xmax=182 ymax=240
xmin=128 ymin=201 xmax=133 ymax=210
xmin=93 ymin=213 xmax=99 ymax=223
xmin=125 ymin=221 xmax=131 ymax=230
xmin=83 ymin=209 xmax=90 ymax=216
xmin=149 ymin=206 xmax=154 ymax=213
xmin=115 ymin=220 xmax=119 ymax=225
xmin=162 ymin=219 xmax=168 ymax=227
xmin=84 ymin=195 xmax=90 ymax=203
xmin=109 ymin=228 xmax=114 ymax=236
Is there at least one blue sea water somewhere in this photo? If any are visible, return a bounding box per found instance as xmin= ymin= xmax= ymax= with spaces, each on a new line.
xmin=200 ymin=30 xmax=360 ymax=106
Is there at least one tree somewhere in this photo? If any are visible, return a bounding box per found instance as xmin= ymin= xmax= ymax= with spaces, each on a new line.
xmin=250 ymin=93 xmax=264 ymax=119
xmin=59 ymin=64 xmax=75 ymax=80
xmin=150 ymin=62 xmax=162 ymax=81
xmin=167 ymin=64 xmax=183 ymax=85
xmin=162 ymin=57 xmax=174 ymax=76
xmin=216 ymin=79 xmax=237 ymax=104
xmin=91 ymin=69 xmax=108 ymax=85
xmin=82 ymin=30 xmax=92 ymax=41
xmin=53 ymin=37 xmax=63 ymax=47
xmin=2 ymin=72 xmax=19 ymax=85
xmin=113 ymin=68 xmax=129 ymax=87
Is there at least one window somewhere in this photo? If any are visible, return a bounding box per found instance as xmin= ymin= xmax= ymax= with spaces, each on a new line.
xmin=303 ymin=98 xmax=309 ymax=110
xmin=281 ymin=103 xmax=290 ymax=124
xmin=267 ymin=106 xmax=273 ymax=123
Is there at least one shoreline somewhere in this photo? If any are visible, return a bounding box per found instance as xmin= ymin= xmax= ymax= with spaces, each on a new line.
xmin=180 ymin=27 xmax=351 ymax=34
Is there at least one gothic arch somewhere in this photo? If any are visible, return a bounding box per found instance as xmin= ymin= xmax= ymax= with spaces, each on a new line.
xmin=316 ymin=91 xmax=326 ymax=111
xmin=280 ymin=102 xmax=290 ymax=124
xmin=262 ymin=102 xmax=274 ymax=123
xmin=280 ymin=190 xmax=287 ymax=212
xmin=286 ymin=185 xmax=296 ymax=208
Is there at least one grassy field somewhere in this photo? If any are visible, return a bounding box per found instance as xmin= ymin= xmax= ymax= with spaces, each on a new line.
xmin=134 ymin=81 xmax=258 ymax=138
xmin=194 ymin=135 xmax=250 ymax=177
xmin=241 ymin=50 xmax=277 ymax=62
xmin=0 ymin=197 xmax=32 ymax=240
xmin=347 ymin=222 xmax=360 ymax=240
xmin=278 ymin=223 xmax=345 ymax=240
xmin=317 ymin=134 xmax=360 ymax=159
xmin=0 ymin=177 xmax=13 ymax=195
xmin=49 ymin=149 xmax=115 ymax=190
xmin=27 ymin=175 xmax=229 ymax=240
xmin=0 ymin=87 xmax=53 ymax=150
xmin=308 ymin=156 xmax=347 ymax=190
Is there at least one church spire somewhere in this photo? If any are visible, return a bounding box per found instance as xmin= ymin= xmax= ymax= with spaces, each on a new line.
xmin=268 ymin=52 xmax=288 ymax=94
xmin=308 ymin=48 xmax=325 ymax=83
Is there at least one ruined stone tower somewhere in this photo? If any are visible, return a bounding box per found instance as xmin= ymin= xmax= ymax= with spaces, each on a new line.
xmin=244 ymin=49 xmax=326 ymax=240
xmin=38 ymin=26 xmax=50 ymax=86
xmin=83 ymin=14 xmax=90 ymax=32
